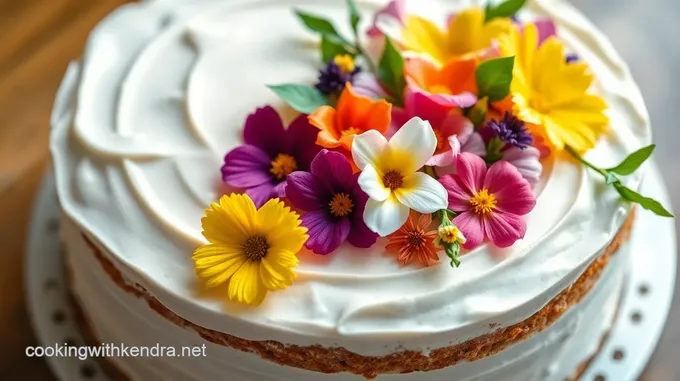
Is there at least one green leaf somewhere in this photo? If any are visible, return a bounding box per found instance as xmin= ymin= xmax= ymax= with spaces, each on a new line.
xmin=347 ymin=0 xmax=361 ymax=36
xmin=378 ymin=37 xmax=406 ymax=103
xmin=606 ymin=144 xmax=655 ymax=176
xmin=294 ymin=10 xmax=349 ymax=43
xmin=267 ymin=84 xmax=330 ymax=114
xmin=605 ymin=172 xmax=618 ymax=185
xmin=475 ymin=56 xmax=515 ymax=102
xmin=321 ymin=36 xmax=354 ymax=62
xmin=484 ymin=0 xmax=527 ymax=22
xmin=614 ymin=183 xmax=674 ymax=217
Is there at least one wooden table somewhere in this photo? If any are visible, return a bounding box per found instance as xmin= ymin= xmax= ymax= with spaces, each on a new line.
xmin=0 ymin=0 xmax=677 ymax=380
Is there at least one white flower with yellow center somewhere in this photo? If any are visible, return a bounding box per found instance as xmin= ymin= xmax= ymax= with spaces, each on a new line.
xmin=352 ymin=117 xmax=448 ymax=236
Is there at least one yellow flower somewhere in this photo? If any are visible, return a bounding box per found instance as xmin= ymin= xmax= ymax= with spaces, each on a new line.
xmin=192 ymin=194 xmax=308 ymax=306
xmin=498 ymin=24 xmax=609 ymax=153
xmin=401 ymin=7 xmax=512 ymax=65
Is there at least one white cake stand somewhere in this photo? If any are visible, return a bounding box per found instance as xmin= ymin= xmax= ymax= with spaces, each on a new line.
xmin=25 ymin=164 xmax=677 ymax=381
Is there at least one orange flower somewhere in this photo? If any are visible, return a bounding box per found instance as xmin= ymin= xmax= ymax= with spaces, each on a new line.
xmin=385 ymin=213 xmax=439 ymax=267
xmin=308 ymin=83 xmax=391 ymax=151
xmin=404 ymin=58 xmax=478 ymax=96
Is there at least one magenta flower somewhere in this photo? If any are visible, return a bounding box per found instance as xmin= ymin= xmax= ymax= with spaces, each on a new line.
xmin=439 ymin=153 xmax=536 ymax=249
xmin=392 ymin=89 xmax=485 ymax=166
xmin=286 ymin=150 xmax=378 ymax=254
xmin=222 ymin=106 xmax=320 ymax=207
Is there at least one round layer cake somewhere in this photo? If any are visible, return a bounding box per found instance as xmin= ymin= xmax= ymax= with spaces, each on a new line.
xmin=51 ymin=0 xmax=651 ymax=380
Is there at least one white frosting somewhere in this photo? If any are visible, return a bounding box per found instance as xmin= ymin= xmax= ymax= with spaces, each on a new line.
xmin=51 ymin=0 xmax=649 ymax=357
xmin=64 ymin=216 xmax=628 ymax=380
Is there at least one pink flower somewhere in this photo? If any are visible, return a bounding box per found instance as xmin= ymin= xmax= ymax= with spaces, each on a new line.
xmin=392 ymin=89 xmax=484 ymax=166
xmin=439 ymin=153 xmax=536 ymax=249
xmin=367 ymin=0 xmax=406 ymax=37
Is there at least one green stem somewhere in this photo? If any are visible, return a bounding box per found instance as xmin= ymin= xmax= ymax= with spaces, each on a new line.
xmin=355 ymin=44 xmax=377 ymax=75
xmin=565 ymin=145 xmax=609 ymax=178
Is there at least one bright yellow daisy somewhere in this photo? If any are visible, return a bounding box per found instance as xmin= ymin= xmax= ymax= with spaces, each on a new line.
xmin=401 ymin=7 xmax=512 ymax=65
xmin=498 ymin=24 xmax=609 ymax=153
xmin=192 ymin=194 xmax=308 ymax=306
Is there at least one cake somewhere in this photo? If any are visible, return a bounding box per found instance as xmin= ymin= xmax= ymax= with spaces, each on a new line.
xmin=49 ymin=0 xmax=673 ymax=380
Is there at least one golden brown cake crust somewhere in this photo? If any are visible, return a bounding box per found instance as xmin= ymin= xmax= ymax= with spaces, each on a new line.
xmin=72 ymin=208 xmax=636 ymax=379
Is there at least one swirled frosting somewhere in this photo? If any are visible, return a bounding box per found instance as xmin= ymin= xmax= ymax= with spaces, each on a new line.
xmin=51 ymin=0 xmax=649 ymax=355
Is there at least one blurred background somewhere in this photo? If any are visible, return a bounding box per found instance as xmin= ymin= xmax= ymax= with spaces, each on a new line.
xmin=0 ymin=0 xmax=677 ymax=379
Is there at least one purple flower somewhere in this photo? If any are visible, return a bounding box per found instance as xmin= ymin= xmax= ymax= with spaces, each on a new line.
xmin=222 ymin=106 xmax=320 ymax=207
xmin=486 ymin=112 xmax=533 ymax=150
xmin=286 ymin=150 xmax=378 ymax=254
xmin=315 ymin=56 xmax=361 ymax=96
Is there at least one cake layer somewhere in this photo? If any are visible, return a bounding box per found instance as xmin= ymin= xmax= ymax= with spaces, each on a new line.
xmin=50 ymin=0 xmax=650 ymax=358
xmin=63 ymin=212 xmax=630 ymax=380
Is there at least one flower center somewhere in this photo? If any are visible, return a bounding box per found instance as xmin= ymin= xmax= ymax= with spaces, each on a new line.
xmin=270 ymin=153 xmax=297 ymax=180
xmin=382 ymin=170 xmax=404 ymax=190
xmin=341 ymin=127 xmax=361 ymax=137
xmin=329 ymin=192 xmax=354 ymax=217
xmin=406 ymin=229 xmax=426 ymax=248
xmin=333 ymin=54 xmax=356 ymax=74
xmin=242 ymin=234 xmax=269 ymax=261
xmin=470 ymin=189 xmax=497 ymax=215
xmin=438 ymin=225 xmax=463 ymax=244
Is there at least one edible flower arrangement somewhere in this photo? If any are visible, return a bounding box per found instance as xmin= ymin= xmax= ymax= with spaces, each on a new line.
xmin=193 ymin=0 xmax=673 ymax=306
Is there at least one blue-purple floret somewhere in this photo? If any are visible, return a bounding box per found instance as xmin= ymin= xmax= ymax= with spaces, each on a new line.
xmin=315 ymin=60 xmax=361 ymax=95
xmin=487 ymin=112 xmax=534 ymax=150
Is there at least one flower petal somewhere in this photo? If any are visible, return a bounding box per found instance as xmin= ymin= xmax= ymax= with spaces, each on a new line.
xmin=482 ymin=211 xmax=527 ymax=248
xmin=484 ymin=160 xmax=536 ymax=215
xmin=534 ymin=19 xmax=557 ymax=46
xmin=285 ymin=171 xmax=326 ymax=211
xmin=501 ymin=146 xmax=542 ymax=188
xmin=367 ymin=0 xmax=406 ymax=37
xmin=245 ymin=182 xmax=275 ymax=208
xmin=228 ymin=261 xmax=267 ymax=305
xmin=461 ymin=132 xmax=487 ymax=157
xmin=222 ymin=145 xmax=272 ymax=188
xmin=301 ymin=210 xmax=351 ymax=254
xmin=201 ymin=194 xmax=256 ymax=244
xmin=363 ymin=196 xmax=410 ymax=236
xmin=310 ymin=150 xmax=354 ymax=191
xmin=357 ymin=164 xmax=390 ymax=201
xmin=402 ymin=15 xmax=449 ymax=64
xmin=452 ymin=152 xmax=487 ymax=194
xmin=193 ymin=244 xmax=246 ymax=288
xmin=423 ymin=92 xmax=478 ymax=109
xmin=260 ymin=253 xmax=296 ymax=290
xmin=256 ymin=198 xmax=308 ymax=253
xmin=346 ymin=182 xmax=379 ymax=248
xmin=352 ymin=130 xmax=388 ymax=171
xmin=309 ymin=106 xmax=342 ymax=149
xmin=271 ymin=181 xmax=287 ymax=199
xmin=243 ymin=106 xmax=286 ymax=155
xmin=452 ymin=211 xmax=485 ymax=249
xmin=396 ymin=172 xmax=448 ymax=213
xmin=286 ymin=114 xmax=322 ymax=169
xmin=388 ymin=117 xmax=437 ymax=170
xmin=439 ymin=174 xmax=472 ymax=211
xmin=352 ymin=71 xmax=389 ymax=99
xmin=406 ymin=89 xmax=452 ymax=127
